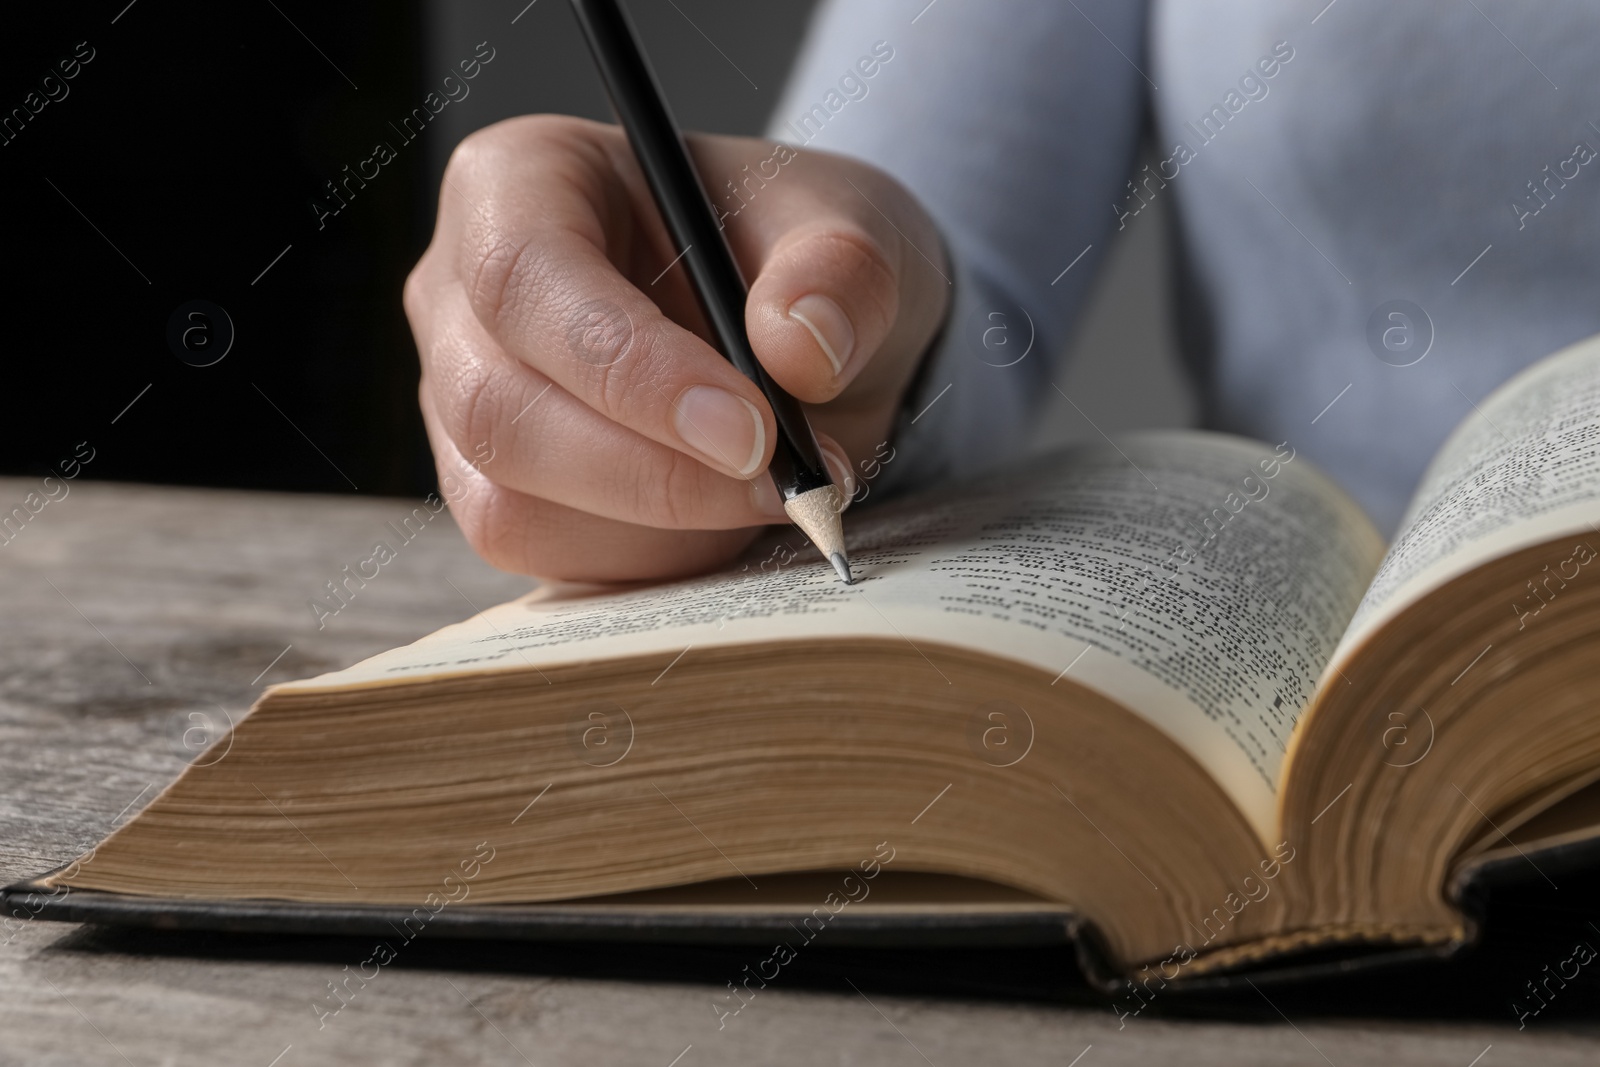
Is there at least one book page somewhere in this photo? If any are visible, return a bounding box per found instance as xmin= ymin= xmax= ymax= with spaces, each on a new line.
xmin=278 ymin=432 xmax=1382 ymax=840
xmin=1338 ymin=334 xmax=1600 ymax=655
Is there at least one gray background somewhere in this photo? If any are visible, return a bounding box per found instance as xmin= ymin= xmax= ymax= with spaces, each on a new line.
xmin=426 ymin=0 xmax=1194 ymax=453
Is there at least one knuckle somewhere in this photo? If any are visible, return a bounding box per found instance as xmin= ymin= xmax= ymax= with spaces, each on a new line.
xmin=402 ymin=261 xmax=428 ymax=327
xmin=476 ymin=506 xmax=529 ymax=574
xmin=445 ymin=115 xmax=544 ymax=180
xmin=456 ymin=481 xmax=568 ymax=579
xmin=813 ymin=229 xmax=899 ymax=325
xmin=443 ymin=128 xmax=488 ymax=185
xmin=445 ymin=353 xmax=509 ymax=458
xmin=516 ymin=112 xmax=600 ymax=145
xmin=454 ymin=484 xmax=525 ymax=574
xmin=633 ymin=446 xmax=706 ymax=530
xmin=583 ymin=311 xmax=660 ymax=422
xmin=447 ymin=114 xmax=598 ymax=193
xmin=464 ymin=228 xmax=551 ymax=340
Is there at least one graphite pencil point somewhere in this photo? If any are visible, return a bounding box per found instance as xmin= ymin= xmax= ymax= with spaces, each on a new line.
xmin=782 ymin=484 xmax=851 ymax=584
xmin=830 ymin=551 xmax=854 ymax=585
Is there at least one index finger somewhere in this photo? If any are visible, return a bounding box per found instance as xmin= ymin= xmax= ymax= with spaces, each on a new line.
xmin=443 ymin=117 xmax=778 ymax=481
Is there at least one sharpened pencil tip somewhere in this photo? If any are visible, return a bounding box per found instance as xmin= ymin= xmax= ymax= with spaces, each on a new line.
xmin=830 ymin=552 xmax=854 ymax=585
xmin=781 ymin=484 xmax=851 ymax=584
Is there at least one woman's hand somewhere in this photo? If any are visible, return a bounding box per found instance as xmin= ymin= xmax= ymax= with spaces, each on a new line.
xmin=404 ymin=115 xmax=949 ymax=582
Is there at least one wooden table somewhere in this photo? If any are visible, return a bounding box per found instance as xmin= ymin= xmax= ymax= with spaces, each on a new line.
xmin=2 ymin=477 xmax=1595 ymax=1065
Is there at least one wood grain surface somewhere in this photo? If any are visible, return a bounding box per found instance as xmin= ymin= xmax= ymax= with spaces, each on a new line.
xmin=0 ymin=477 xmax=1594 ymax=1065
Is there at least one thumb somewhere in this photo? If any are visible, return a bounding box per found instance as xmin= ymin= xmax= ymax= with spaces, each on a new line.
xmin=745 ymin=219 xmax=900 ymax=405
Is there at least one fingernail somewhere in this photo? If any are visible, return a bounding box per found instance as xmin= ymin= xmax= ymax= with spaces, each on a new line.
xmin=673 ymin=386 xmax=766 ymax=476
xmin=819 ymin=442 xmax=856 ymax=510
xmin=788 ymin=294 xmax=855 ymax=378
xmin=750 ymin=476 xmax=788 ymax=520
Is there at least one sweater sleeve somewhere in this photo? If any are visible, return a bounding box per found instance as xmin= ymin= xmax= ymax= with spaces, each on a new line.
xmin=767 ymin=0 xmax=1148 ymax=497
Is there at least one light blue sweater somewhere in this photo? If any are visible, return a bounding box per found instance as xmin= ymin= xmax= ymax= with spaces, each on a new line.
xmin=771 ymin=0 xmax=1600 ymax=533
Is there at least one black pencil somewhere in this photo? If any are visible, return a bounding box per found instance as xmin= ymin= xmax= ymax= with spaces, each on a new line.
xmin=567 ymin=0 xmax=853 ymax=584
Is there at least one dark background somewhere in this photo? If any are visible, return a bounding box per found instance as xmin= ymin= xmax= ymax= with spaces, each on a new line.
xmin=0 ymin=0 xmax=1191 ymax=501
xmin=0 ymin=0 xmax=822 ymax=497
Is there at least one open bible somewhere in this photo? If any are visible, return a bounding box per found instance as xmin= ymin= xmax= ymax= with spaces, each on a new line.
xmin=12 ymin=334 xmax=1600 ymax=990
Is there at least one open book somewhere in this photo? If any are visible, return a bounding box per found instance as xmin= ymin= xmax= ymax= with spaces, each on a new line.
xmin=15 ymin=335 xmax=1600 ymax=990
